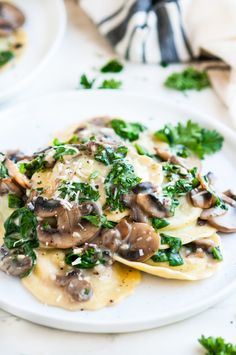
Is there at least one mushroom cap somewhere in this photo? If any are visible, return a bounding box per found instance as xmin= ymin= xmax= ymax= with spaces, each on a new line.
xmin=0 ymin=2 xmax=25 ymax=37
xmin=136 ymin=193 xmax=172 ymax=218
xmin=5 ymin=159 xmax=30 ymax=189
xmin=0 ymin=250 xmax=32 ymax=277
xmin=190 ymin=188 xmax=216 ymax=209
xmin=207 ymin=204 xmax=236 ymax=233
xmin=119 ymin=222 xmax=160 ymax=262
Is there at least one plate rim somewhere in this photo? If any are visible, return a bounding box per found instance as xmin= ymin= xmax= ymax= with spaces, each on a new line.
xmin=0 ymin=90 xmax=236 ymax=333
xmin=0 ymin=0 xmax=67 ymax=102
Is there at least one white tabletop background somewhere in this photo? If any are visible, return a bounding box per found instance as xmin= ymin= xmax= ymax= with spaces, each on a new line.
xmin=0 ymin=1 xmax=235 ymax=354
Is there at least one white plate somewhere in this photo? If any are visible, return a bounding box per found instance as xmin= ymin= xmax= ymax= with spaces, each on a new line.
xmin=0 ymin=0 xmax=66 ymax=101
xmin=0 ymin=91 xmax=236 ymax=333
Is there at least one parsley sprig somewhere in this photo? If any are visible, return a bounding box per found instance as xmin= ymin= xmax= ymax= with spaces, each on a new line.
xmin=100 ymin=59 xmax=123 ymax=73
xmin=199 ymin=335 xmax=236 ymax=355
xmin=165 ymin=67 xmax=210 ymax=91
xmin=155 ymin=120 xmax=223 ymax=159
xmin=111 ymin=119 xmax=146 ymax=142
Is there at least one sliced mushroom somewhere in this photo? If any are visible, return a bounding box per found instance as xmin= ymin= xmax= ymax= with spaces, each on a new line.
xmin=223 ymin=189 xmax=236 ymax=201
xmin=155 ymin=146 xmax=202 ymax=171
xmin=0 ymin=247 xmax=32 ymax=277
xmin=56 ymin=270 xmax=93 ymax=302
xmin=206 ymin=204 xmax=236 ymax=233
xmin=190 ymin=188 xmax=216 ymax=209
xmin=118 ymin=222 xmax=160 ymax=262
xmin=123 ymin=194 xmax=148 ymax=223
xmin=200 ymin=206 xmax=227 ymax=220
xmin=0 ymin=177 xmax=23 ymax=196
xmin=0 ymin=2 xmax=25 ymax=37
xmin=5 ymin=159 xmax=30 ymax=189
xmin=136 ymin=193 xmax=172 ymax=218
xmin=35 ymin=197 xmax=100 ymax=248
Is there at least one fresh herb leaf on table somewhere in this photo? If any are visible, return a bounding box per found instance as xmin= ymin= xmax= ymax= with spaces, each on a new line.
xmin=165 ymin=67 xmax=210 ymax=91
xmin=99 ymin=79 xmax=122 ymax=89
xmin=79 ymin=74 xmax=96 ymax=89
xmin=111 ymin=119 xmax=146 ymax=142
xmin=198 ymin=335 xmax=236 ymax=355
xmin=154 ymin=120 xmax=223 ymax=159
xmin=100 ymin=59 xmax=123 ymax=73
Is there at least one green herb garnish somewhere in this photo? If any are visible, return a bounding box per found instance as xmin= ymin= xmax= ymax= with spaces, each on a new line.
xmin=19 ymin=154 xmax=46 ymax=178
xmin=198 ymin=335 xmax=236 ymax=355
xmin=152 ymin=234 xmax=183 ymax=266
xmin=53 ymin=145 xmax=78 ymax=161
xmin=82 ymin=215 xmax=116 ymax=229
xmin=152 ymin=217 xmax=170 ymax=230
xmin=99 ymin=79 xmax=122 ymax=89
xmin=165 ymin=67 xmax=210 ymax=91
xmin=79 ymin=74 xmax=95 ymax=89
xmin=105 ymin=161 xmax=141 ymax=211
xmin=8 ymin=194 xmax=24 ymax=209
xmin=0 ymin=50 xmax=14 ymax=67
xmin=134 ymin=144 xmax=153 ymax=157
xmin=100 ymin=59 xmax=123 ymax=73
xmin=111 ymin=119 xmax=146 ymax=142
xmin=58 ymin=181 xmax=100 ymax=203
xmin=94 ymin=145 xmax=128 ymax=165
xmin=65 ymin=246 xmax=106 ymax=269
xmin=155 ymin=120 xmax=223 ymax=159
xmin=211 ymin=246 xmax=223 ymax=261
xmin=0 ymin=154 xmax=8 ymax=178
xmin=3 ymin=207 xmax=39 ymax=276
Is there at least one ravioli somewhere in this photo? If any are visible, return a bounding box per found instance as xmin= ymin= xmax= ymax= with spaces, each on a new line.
xmin=22 ymin=249 xmax=141 ymax=310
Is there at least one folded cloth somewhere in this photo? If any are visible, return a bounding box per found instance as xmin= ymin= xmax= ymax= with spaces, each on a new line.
xmin=80 ymin=0 xmax=236 ymax=125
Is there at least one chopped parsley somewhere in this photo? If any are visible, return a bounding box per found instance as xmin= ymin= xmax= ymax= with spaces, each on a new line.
xmin=19 ymin=154 xmax=47 ymax=178
xmin=152 ymin=234 xmax=184 ymax=266
xmin=100 ymin=59 xmax=123 ymax=73
xmin=53 ymin=145 xmax=78 ymax=161
xmin=94 ymin=145 xmax=128 ymax=165
xmin=163 ymin=179 xmax=195 ymax=198
xmin=154 ymin=120 xmax=223 ymax=159
xmin=8 ymin=194 xmax=24 ymax=209
xmin=152 ymin=217 xmax=170 ymax=230
xmin=111 ymin=119 xmax=146 ymax=142
xmin=79 ymin=74 xmax=95 ymax=89
xmin=58 ymin=181 xmax=100 ymax=203
xmin=105 ymin=161 xmax=141 ymax=211
xmin=0 ymin=50 xmax=14 ymax=67
xmin=82 ymin=215 xmax=117 ymax=229
xmin=164 ymin=67 xmax=210 ymax=91
xmin=198 ymin=335 xmax=236 ymax=355
xmin=65 ymin=246 xmax=106 ymax=269
xmin=3 ymin=207 xmax=39 ymax=276
xmin=99 ymin=79 xmax=122 ymax=89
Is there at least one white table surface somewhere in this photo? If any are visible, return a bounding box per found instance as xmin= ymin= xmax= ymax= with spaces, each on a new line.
xmin=0 ymin=1 xmax=235 ymax=354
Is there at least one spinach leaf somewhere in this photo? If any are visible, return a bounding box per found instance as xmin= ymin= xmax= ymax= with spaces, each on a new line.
xmin=82 ymin=215 xmax=116 ymax=229
xmin=111 ymin=119 xmax=146 ymax=142
xmin=0 ymin=156 xmax=8 ymax=178
xmin=105 ymin=161 xmax=141 ymax=211
xmin=3 ymin=207 xmax=39 ymax=275
xmin=79 ymin=74 xmax=95 ymax=89
xmin=151 ymin=234 xmax=183 ymax=266
xmin=53 ymin=145 xmax=78 ymax=161
xmin=65 ymin=246 xmax=106 ymax=269
xmin=0 ymin=50 xmax=14 ymax=67
xmin=19 ymin=154 xmax=46 ymax=178
xmin=134 ymin=144 xmax=154 ymax=157
xmin=58 ymin=181 xmax=100 ymax=203
xmin=152 ymin=217 xmax=170 ymax=230
xmin=100 ymin=59 xmax=123 ymax=73
xmin=94 ymin=145 xmax=128 ymax=165
xmin=8 ymin=194 xmax=24 ymax=208
xmin=211 ymin=246 xmax=223 ymax=261
xmin=164 ymin=67 xmax=210 ymax=91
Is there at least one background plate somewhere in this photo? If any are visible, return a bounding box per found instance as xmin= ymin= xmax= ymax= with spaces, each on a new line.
xmin=0 ymin=91 xmax=236 ymax=333
xmin=0 ymin=0 xmax=66 ymax=101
